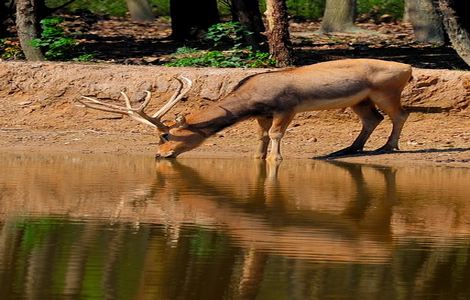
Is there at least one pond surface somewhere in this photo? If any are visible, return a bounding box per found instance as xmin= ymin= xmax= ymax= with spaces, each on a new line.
xmin=1 ymin=152 xmax=470 ymax=299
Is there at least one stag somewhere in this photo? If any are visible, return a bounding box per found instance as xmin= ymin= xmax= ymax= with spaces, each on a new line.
xmin=79 ymin=59 xmax=412 ymax=160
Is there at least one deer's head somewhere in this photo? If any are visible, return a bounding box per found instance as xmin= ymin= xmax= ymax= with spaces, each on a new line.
xmin=154 ymin=116 xmax=208 ymax=158
xmin=79 ymin=76 xmax=199 ymax=158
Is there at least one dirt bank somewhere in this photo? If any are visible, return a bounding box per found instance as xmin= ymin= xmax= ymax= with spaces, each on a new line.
xmin=0 ymin=61 xmax=469 ymax=167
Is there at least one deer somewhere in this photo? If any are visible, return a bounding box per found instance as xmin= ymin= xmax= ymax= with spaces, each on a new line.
xmin=78 ymin=58 xmax=412 ymax=161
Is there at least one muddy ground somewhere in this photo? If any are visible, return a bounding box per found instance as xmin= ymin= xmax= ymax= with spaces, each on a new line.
xmin=0 ymin=61 xmax=469 ymax=168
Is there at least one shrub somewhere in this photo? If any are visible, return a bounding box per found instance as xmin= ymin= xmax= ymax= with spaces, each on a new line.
xmin=165 ymin=47 xmax=275 ymax=68
xmin=166 ymin=22 xmax=274 ymax=68
xmin=205 ymin=21 xmax=252 ymax=48
xmin=31 ymin=17 xmax=76 ymax=60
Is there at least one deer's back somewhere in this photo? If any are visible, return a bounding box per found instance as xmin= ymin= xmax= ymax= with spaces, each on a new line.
xmin=230 ymin=59 xmax=411 ymax=112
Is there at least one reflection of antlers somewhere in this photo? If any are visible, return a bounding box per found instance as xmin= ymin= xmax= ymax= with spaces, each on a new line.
xmin=78 ymin=76 xmax=192 ymax=131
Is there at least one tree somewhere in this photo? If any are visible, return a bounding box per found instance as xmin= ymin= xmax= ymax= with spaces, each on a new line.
xmin=405 ymin=0 xmax=444 ymax=44
xmin=169 ymin=0 xmax=220 ymax=40
xmin=265 ymin=0 xmax=293 ymax=67
xmin=125 ymin=0 xmax=154 ymax=22
xmin=15 ymin=0 xmax=44 ymax=60
xmin=0 ymin=0 xmax=8 ymax=37
xmin=438 ymin=0 xmax=470 ymax=66
xmin=231 ymin=0 xmax=266 ymax=50
xmin=320 ymin=0 xmax=357 ymax=33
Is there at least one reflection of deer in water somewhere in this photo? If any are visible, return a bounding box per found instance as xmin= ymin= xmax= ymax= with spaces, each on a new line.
xmin=135 ymin=161 xmax=400 ymax=286
xmin=133 ymin=159 xmax=400 ymax=297
xmin=327 ymin=160 xmax=398 ymax=240
xmin=4 ymin=155 xmax=470 ymax=299
xmin=151 ymin=159 xmax=397 ymax=248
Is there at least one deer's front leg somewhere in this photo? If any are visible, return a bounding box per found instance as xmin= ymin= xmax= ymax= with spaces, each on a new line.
xmin=254 ymin=116 xmax=274 ymax=159
xmin=267 ymin=112 xmax=295 ymax=162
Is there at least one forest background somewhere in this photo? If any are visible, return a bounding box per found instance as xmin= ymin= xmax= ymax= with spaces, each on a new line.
xmin=2 ymin=0 xmax=469 ymax=69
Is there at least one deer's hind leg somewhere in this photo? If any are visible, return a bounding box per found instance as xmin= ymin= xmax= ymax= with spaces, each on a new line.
xmin=328 ymin=99 xmax=384 ymax=157
xmin=254 ymin=116 xmax=273 ymax=159
xmin=370 ymin=91 xmax=409 ymax=152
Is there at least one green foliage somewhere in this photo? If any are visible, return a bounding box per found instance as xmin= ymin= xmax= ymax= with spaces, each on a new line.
xmin=166 ymin=47 xmax=275 ymax=68
xmin=357 ymin=0 xmax=404 ymax=20
xmin=166 ymin=22 xmax=273 ymax=68
xmin=46 ymin=0 xmax=129 ymax=16
xmin=247 ymin=51 xmax=275 ymax=68
xmin=73 ymin=53 xmax=95 ymax=62
xmin=45 ymin=0 xmax=404 ymax=21
xmin=206 ymin=21 xmax=252 ymax=48
xmin=174 ymin=46 xmax=199 ymax=55
xmin=45 ymin=0 xmax=170 ymax=16
xmin=286 ymin=0 xmax=325 ymax=20
xmin=262 ymin=0 xmax=404 ymax=20
xmin=31 ymin=17 xmax=77 ymax=60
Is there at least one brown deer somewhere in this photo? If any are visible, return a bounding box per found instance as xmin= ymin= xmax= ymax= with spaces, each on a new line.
xmin=79 ymin=58 xmax=412 ymax=160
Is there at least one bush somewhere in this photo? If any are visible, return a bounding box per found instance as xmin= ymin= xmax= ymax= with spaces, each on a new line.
xmin=166 ymin=47 xmax=275 ymax=68
xmin=31 ymin=17 xmax=76 ymax=60
xmin=206 ymin=21 xmax=252 ymax=48
xmin=166 ymin=22 xmax=274 ymax=68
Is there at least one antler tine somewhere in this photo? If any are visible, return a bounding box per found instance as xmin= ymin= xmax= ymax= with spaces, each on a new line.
xmin=152 ymin=75 xmax=192 ymax=119
xmin=79 ymin=96 xmax=131 ymax=114
xmin=137 ymin=91 xmax=152 ymax=111
xmin=121 ymin=91 xmax=133 ymax=110
xmin=79 ymin=92 xmax=166 ymax=130
xmin=116 ymin=91 xmax=153 ymax=113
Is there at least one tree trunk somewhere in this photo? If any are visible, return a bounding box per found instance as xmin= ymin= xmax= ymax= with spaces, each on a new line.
xmin=438 ymin=0 xmax=470 ymax=66
xmin=170 ymin=0 xmax=220 ymax=40
xmin=406 ymin=0 xmax=444 ymax=44
xmin=403 ymin=0 xmax=411 ymax=22
xmin=231 ymin=0 xmax=266 ymax=50
xmin=15 ymin=0 xmax=44 ymax=60
xmin=125 ymin=0 xmax=154 ymax=22
xmin=320 ymin=0 xmax=357 ymax=33
xmin=0 ymin=1 xmax=8 ymax=37
xmin=265 ymin=0 xmax=293 ymax=67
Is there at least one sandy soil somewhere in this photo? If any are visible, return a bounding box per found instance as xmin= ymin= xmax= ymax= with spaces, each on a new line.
xmin=0 ymin=61 xmax=469 ymax=168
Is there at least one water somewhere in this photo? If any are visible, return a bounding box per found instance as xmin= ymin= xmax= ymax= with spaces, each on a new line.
xmin=1 ymin=152 xmax=470 ymax=299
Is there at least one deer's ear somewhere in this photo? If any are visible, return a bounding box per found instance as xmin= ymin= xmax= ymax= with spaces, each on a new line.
xmin=175 ymin=115 xmax=187 ymax=128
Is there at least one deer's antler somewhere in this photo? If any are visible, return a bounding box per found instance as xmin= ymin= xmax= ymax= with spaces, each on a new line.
xmin=152 ymin=76 xmax=192 ymax=119
xmin=78 ymin=75 xmax=192 ymax=131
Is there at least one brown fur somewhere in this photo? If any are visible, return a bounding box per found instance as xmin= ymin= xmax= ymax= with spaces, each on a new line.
xmin=156 ymin=59 xmax=412 ymax=160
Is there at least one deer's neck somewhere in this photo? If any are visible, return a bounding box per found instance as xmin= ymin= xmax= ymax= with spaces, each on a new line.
xmin=186 ymin=94 xmax=253 ymax=137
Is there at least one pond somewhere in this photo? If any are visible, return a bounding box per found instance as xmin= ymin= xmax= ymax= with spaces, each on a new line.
xmin=1 ymin=152 xmax=470 ymax=299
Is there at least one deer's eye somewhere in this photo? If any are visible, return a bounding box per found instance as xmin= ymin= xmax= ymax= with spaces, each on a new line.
xmin=160 ymin=133 xmax=170 ymax=142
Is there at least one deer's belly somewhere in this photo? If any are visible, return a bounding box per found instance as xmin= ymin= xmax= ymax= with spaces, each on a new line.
xmin=295 ymin=89 xmax=370 ymax=112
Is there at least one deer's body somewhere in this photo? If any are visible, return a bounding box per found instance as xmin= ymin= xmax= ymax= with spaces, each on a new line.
xmin=80 ymin=58 xmax=412 ymax=160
